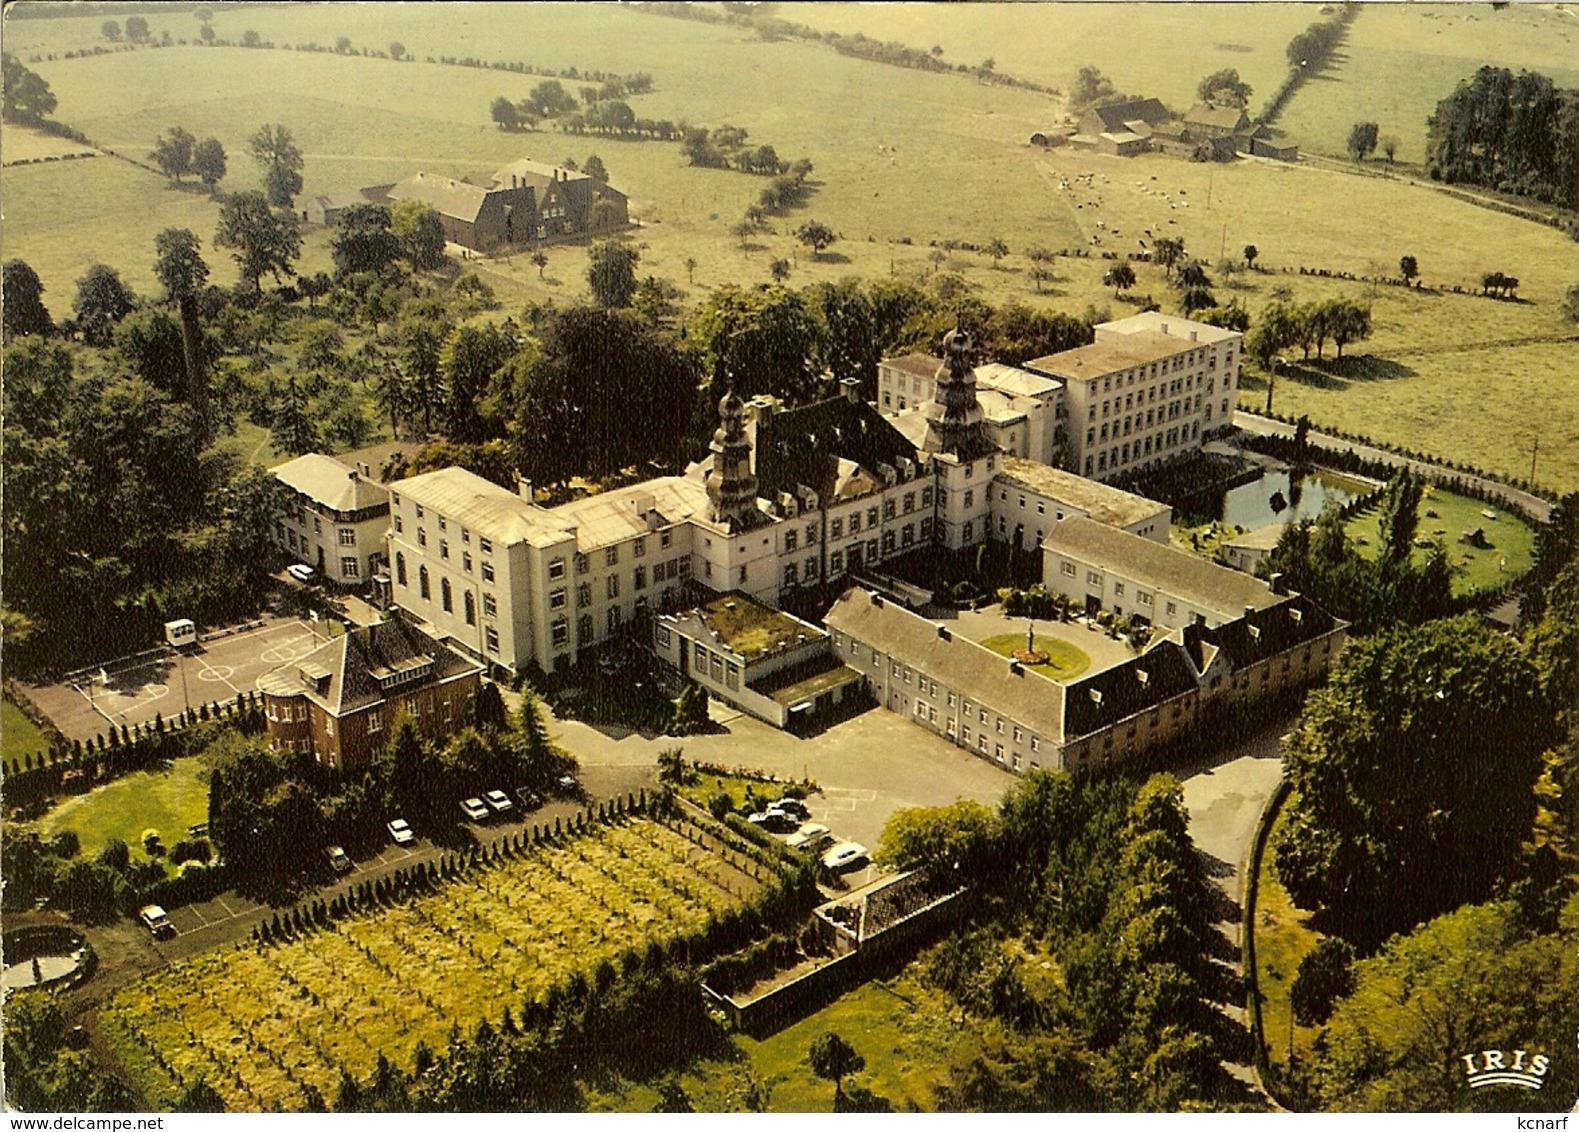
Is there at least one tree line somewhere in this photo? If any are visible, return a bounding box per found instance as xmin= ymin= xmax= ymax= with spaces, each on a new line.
xmin=1426 ymin=65 xmax=1579 ymax=211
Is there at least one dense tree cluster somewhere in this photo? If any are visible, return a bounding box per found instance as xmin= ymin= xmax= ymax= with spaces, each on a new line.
xmin=881 ymin=771 xmax=1232 ymax=1110
xmin=2 ymin=52 xmax=57 ymax=123
xmin=1256 ymin=469 xmax=1452 ymax=632
xmin=1274 ymin=607 xmax=1566 ymax=946
xmin=150 ymin=125 xmax=226 ymax=188
xmin=1425 ymin=66 xmax=1579 ymax=210
xmin=1243 ymin=297 xmax=1372 ymax=368
xmin=1197 ymin=68 xmax=1252 ymax=108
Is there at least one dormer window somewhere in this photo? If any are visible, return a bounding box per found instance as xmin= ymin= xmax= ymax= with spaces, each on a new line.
xmin=1089 ymin=688 xmax=1104 ymax=706
xmin=1136 ymin=669 xmax=1150 ymax=686
xmin=1248 ymin=624 xmax=1262 ymax=641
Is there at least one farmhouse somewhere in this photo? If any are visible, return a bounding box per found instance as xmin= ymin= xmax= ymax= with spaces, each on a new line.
xmin=652 ymin=592 xmax=861 ymax=729
xmin=483 ymin=159 xmax=630 ymax=240
xmin=304 ymin=190 xmax=376 ymax=227
xmin=383 ymin=172 xmax=536 ymax=252
xmin=1069 ymin=98 xmax=1172 ymax=156
xmin=258 ymin=617 xmax=482 ymax=773
xmin=269 ymin=453 xmax=391 ymax=587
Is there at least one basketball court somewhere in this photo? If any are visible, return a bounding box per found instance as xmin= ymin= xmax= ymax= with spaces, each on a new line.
xmin=25 ymin=616 xmax=335 ymax=742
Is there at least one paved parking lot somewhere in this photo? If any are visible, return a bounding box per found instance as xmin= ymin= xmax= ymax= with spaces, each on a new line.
xmin=25 ymin=616 xmax=331 ymax=741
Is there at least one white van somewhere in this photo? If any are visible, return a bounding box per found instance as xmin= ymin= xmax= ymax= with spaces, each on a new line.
xmin=164 ymin=619 xmax=197 ymax=648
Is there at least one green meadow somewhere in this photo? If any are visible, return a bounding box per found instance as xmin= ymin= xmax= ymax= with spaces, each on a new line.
xmin=5 ymin=3 xmax=1574 ymax=490
xmin=1276 ymin=3 xmax=1579 ymax=163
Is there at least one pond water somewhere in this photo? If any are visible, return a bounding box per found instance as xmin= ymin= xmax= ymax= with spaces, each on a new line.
xmin=1184 ymin=470 xmax=1368 ymax=531
xmin=1 ymin=948 xmax=86 ymax=990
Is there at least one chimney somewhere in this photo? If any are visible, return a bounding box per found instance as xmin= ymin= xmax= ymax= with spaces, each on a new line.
xmin=1269 ymin=571 xmax=1286 ymax=595
xmin=840 ymin=376 xmax=861 ymax=404
xmin=936 ymin=624 xmax=951 ymax=641
xmin=517 ymin=475 xmax=534 ymax=502
xmin=361 ymin=462 xmax=372 ymax=477
xmin=1189 ymin=330 xmax=1199 ymax=342
xmin=1244 ymin=605 xmax=1255 ymax=620
xmin=349 ymin=467 xmax=359 ymax=482
xmin=1009 ymin=660 xmax=1024 ymax=676
xmin=1158 ymin=321 xmax=1169 ymax=335
xmin=512 ymin=174 xmax=518 ymax=188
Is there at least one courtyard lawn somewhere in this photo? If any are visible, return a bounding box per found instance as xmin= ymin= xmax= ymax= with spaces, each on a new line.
xmin=680 ymin=773 xmax=799 ymax=816
xmin=3 ymin=699 xmax=50 ymax=765
xmin=37 ymin=755 xmax=211 ymax=864
xmin=98 ymin=818 xmax=763 ymax=1112
xmin=1252 ymin=793 xmax=1324 ymax=1074
xmin=1345 ymin=484 xmax=1536 ymax=596
xmin=978 ymin=633 xmax=1091 ymax=682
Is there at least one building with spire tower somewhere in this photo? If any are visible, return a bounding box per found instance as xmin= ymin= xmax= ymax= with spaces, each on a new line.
xmin=704 ymin=391 xmax=761 ymax=531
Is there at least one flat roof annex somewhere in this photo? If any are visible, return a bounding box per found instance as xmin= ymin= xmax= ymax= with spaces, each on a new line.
xmin=997 ymin=457 xmax=1169 ymax=529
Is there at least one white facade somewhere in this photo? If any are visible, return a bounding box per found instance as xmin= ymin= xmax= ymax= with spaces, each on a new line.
xmin=1025 ymin=313 xmax=1240 ymax=482
xmin=270 ymin=454 xmax=391 ymax=587
xmin=989 ymin=456 xmax=1171 ymax=552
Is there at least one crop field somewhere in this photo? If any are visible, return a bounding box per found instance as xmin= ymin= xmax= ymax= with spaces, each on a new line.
xmin=1276 ymin=4 xmax=1579 ymax=164
xmin=37 ymin=755 xmax=211 ymax=864
xmin=98 ymin=817 xmax=763 ymax=1111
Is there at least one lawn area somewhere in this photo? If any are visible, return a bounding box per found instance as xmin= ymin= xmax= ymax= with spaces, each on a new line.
xmin=0 ymin=123 xmax=99 ymax=163
xmin=3 ymin=699 xmax=51 ymax=764
xmin=1276 ymin=4 xmax=1579 ymax=164
xmin=679 ymin=772 xmax=798 ymax=816
xmin=1345 ymin=484 xmax=1536 ymax=596
xmin=98 ymin=817 xmax=764 ymax=1111
xmin=1252 ymin=791 xmax=1324 ymax=1073
xmin=591 ymin=966 xmax=967 ymax=1112
xmin=978 ymin=633 xmax=1090 ymax=682
xmin=36 ymin=755 xmax=211 ymax=864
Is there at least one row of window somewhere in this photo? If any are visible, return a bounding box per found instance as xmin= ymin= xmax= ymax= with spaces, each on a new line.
xmin=997 ymin=490 xmax=1063 ymax=520
xmin=391 ymin=495 xmax=494 ymax=556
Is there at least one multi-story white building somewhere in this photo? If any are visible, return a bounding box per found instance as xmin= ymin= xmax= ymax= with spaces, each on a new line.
xmin=270 ymin=453 xmax=391 ymax=587
xmin=1042 ymin=516 xmax=1282 ymax=628
xmin=882 ymin=356 xmax=1068 ymax=468
xmin=1025 ymin=311 xmax=1240 ymax=482
xmin=989 ymin=456 xmax=1171 ymax=552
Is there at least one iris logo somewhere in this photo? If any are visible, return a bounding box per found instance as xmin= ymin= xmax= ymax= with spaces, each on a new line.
xmin=1460 ymin=1049 xmax=1549 ymax=1091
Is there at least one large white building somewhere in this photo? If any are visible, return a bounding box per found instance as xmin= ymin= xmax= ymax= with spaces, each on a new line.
xmin=383 ymin=326 xmax=1201 ymax=680
xmin=1026 ymin=311 xmax=1240 ymax=482
xmin=270 ymin=453 xmax=391 ymax=586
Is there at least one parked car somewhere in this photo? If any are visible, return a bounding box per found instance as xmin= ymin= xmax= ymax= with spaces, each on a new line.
xmin=785 ymin=823 xmax=831 ymax=850
xmin=325 ymin=845 xmax=351 ymax=873
xmin=484 ymin=789 xmax=514 ymax=815
xmin=286 ymin=563 xmax=317 ymax=584
xmin=748 ymin=810 xmax=796 ymax=832
xmin=139 ymin=904 xmax=175 ymax=938
xmin=821 ymin=842 xmax=869 ymax=871
xmin=768 ymin=797 xmax=809 ymax=820
xmin=387 ymin=818 xmax=415 ymax=844
xmin=556 ymin=774 xmax=579 ymax=792
xmin=459 ymin=797 xmax=490 ymax=822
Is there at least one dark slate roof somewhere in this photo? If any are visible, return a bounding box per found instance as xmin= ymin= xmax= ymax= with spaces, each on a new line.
xmin=753 ymin=395 xmax=918 ymax=501
xmin=261 ymin=617 xmax=480 ymax=716
xmin=1061 ymin=641 xmax=1200 ymax=739
xmin=1197 ymin=590 xmax=1343 ymax=671
xmin=1086 ymin=98 xmax=1170 ymax=131
xmin=825 ymin=589 xmax=1065 ymax=741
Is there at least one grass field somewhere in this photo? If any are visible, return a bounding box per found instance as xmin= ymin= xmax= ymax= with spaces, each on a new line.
xmin=6 ymin=5 xmax=1574 ymax=491
xmin=98 ymin=817 xmax=762 ymax=1111
xmin=2 ymin=699 xmax=50 ymax=764
xmin=1252 ymin=793 xmax=1323 ymax=1073
xmin=1346 ymin=484 xmax=1536 ymax=595
xmin=978 ymin=633 xmax=1090 ymax=682
xmin=1276 ymin=4 xmax=1579 ymax=164
xmin=36 ymin=755 xmax=210 ymax=864
xmin=1 ymin=124 xmax=99 ymax=164
xmin=587 ymin=966 xmax=964 ymax=1112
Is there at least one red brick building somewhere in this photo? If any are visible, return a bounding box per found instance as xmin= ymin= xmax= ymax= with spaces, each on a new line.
xmin=258 ymin=618 xmax=482 ymax=773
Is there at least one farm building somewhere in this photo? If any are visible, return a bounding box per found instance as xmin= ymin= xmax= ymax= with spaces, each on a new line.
xmin=483 ymin=159 xmax=630 ymax=240
xmin=1030 ymin=127 xmax=1073 ymax=148
xmin=304 ymin=190 xmax=377 ymax=227
xmin=382 ymin=172 xmax=536 ymax=252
